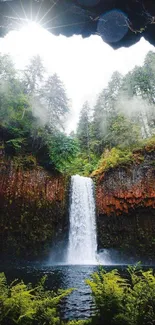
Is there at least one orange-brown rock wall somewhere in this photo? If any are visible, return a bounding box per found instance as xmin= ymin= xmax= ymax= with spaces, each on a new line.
xmin=0 ymin=158 xmax=69 ymax=259
xmin=96 ymin=152 xmax=155 ymax=261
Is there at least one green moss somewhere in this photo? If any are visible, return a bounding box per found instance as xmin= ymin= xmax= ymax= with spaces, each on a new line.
xmin=91 ymin=136 xmax=155 ymax=177
xmin=133 ymin=135 xmax=155 ymax=153
xmin=91 ymin=147 xmax=133 ymax=177
xmin=13 ymin=155 xmax=37 ymax=170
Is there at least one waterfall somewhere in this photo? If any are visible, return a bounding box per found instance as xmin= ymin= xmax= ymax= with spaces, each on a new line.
xmin=67 ymin=175 xmax=97 ymax=264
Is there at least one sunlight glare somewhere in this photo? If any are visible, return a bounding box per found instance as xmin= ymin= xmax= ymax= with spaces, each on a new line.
xmin=18 ymin=21 xmax=47 ymax=54
xmin=21 ymin=21 xmax=42 ymax=33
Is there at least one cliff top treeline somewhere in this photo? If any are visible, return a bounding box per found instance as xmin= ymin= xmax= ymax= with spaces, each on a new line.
xmin=0 ymin=54 xmax=78 ymax=173
xmin=69 ymin=50 xmax=155 ymax=176
xmin=0 ymin=51 xmax=155 ymax=176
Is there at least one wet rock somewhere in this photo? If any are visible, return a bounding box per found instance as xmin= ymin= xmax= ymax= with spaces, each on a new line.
xmin=0 ymin=156 xmax=70 ymax=259
xmin=96 ymin=150 xmax=155 ymax=261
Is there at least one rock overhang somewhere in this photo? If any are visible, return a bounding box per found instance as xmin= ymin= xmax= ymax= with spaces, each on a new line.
xmin=0 ymin=0 xmax=155 ymax=49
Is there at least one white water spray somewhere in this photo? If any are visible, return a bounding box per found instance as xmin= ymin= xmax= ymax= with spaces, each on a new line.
xmin=67 ymin=175 xmax=97 ymax=264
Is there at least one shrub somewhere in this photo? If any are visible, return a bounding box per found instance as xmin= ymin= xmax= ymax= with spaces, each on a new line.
xmin=91 ymin=147 xmax=133 ymax=177
xmin=0 ymin=273 xmax=72 ymax=325
xmin=86 ymin=266 xmax=155 ymax=325
xmin=86 ymin=269 xmax=128 ymax=324
xmin=13 ymin=155 xmax=37 ymax=170
xmin=125 ymin=266 xmax=155 ymax=325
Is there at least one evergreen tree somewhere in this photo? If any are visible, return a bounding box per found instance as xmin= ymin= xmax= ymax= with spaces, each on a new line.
xmin=91 ymin=89 xmax=109 ymax=154
xmin=0 ymin=54 xmax=16 ymax=82
xmin=107 ymin=71 xmax=123 ymax=113
xmin=22 ymin=55 xmax=45 ymax=95
xmin=121 ymin=65 xmax=154 ymax=137
xmin=0 ymin=54 xmax=77 ymax=172
xmin=104 ymin=114 xmax=141 ymax=148
xmin=42 ymin=73 xmax=69 ymax=131
xmin=77 ymin=101 xmax=91 ymax=160
xmin=91 ymin=71 xmax=123 ymax=154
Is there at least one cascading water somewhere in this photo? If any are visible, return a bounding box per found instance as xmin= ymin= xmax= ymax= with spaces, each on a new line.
xmin=67 ymin=175 xmax=97 ymax=264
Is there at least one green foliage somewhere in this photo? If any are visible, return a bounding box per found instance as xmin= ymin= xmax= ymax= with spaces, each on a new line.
xmin=92 ymin=147 xmax=133 ymax=176
xmin=47 ymin=132 xmax=79 ymax=173
xmin=42 ymin=74 xmax=69 ymax=132
xmin=13 ymin=155 xmax=37 ymax=170
xmin=0 ymin=54 xmax=75 ymax=173
xmin=77 ymin=101 xmax=91 ymax=159
xmin=67 ymin=321 xmax=91 ymax=325
xmin=64 ymin=152 xmax=98 ymax=176
xmin=92 ymin=135 xmax=155 ymax=177
xmin=22 ymin=55 xmax=45 ymax=95
xmin=1 ymin=51 xmax=155 ymax=177
xmin=104 ymin=114 xmax=141 ymax=148
xmin=124 ymin=265 xmax=155 ymax=325
xmin=5 ymin=138 xmax=26 ymax=155
xmin=0 ymin=272 xmax=72 ymax=325
xmin=0 ymin=54 xmax=16 ymax=81
xmin=90 ymin=72 xmax=124 ymax=155
xmin=86 ymin=266 xmax=155 ymax=325
xmin=86 ymin=269 xmax=127 ymax=324
xmin=120 ymin=52 xmax=155 ymax=137
xmin=138 ymin=135 xmax=155 ymax=152
xmin=1 ymin=268 xmax=154 ymax=325
xmin=74 ymin=49 xmax=155 ymax=176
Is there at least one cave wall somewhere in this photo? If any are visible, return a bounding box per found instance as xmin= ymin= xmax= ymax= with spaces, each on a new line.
xmin=0 ymin=153 xmax=69 ymax=259
xmin=1 ymin=1 xmax=155 ymax=49
xmin=96 ymin=150 xmax=155 ymax=262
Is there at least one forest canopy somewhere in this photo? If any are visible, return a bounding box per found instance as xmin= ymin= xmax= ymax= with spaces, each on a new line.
xmin=0 ymin=51 xmax=155 ymax=175
xmin=0 ymin=54 xmax=78 ymax=173
xmin=73 ymin=51 xmax=155 ymax=176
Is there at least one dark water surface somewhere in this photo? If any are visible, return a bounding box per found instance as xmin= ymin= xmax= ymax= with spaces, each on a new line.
xmin=0 ymin=262 xmax=152 ymax=320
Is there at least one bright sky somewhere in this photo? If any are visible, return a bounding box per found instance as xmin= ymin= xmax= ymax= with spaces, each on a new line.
xmin=0 ymin=22 xmax=154 ymax=132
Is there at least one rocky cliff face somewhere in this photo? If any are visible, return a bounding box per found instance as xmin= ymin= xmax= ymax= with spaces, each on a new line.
xmin=0 ymin=154 xmax=69 ymax=259
xmin=96 ymin=149 xmax=155 ymax=262
xmin=1 ymin=141 xmax=155 ymax=262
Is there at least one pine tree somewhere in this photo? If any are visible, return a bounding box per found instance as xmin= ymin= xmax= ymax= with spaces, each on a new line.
xmin=91 ymin=71 xmax=123 ymax=154
xmin=107 ymin=71 xmax=123 ymax=113
xmin=22 ymin=55 xmax=45 ymax=95
xmin=0 ymin=54 xmax=16 ymax=82
xmin=42 ymin=73 xmax=69 ymax=131
xmin=77 ymin=101 xmax=91 ymax=160
xmin=121 ymin=64 xmax=154 ymax=137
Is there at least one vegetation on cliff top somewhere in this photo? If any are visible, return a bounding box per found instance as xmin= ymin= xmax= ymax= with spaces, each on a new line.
xmin=0 ymin=51 xmax=155 ymax=176
xmin=0 ymin=54 xmax=78 ymax=173
xmin=91 ymin=135 xmax=155 ymax=177
xmin=67 ymin=51 xmax=155 ymax=176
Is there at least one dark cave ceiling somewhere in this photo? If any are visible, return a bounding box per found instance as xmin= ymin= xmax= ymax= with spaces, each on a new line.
xmin=0 ymin=0 xmax=155 ymax=49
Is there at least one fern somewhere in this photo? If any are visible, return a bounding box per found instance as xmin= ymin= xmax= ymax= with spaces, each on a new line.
xmin=0 ymin=273 xmax=72 ymax=325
